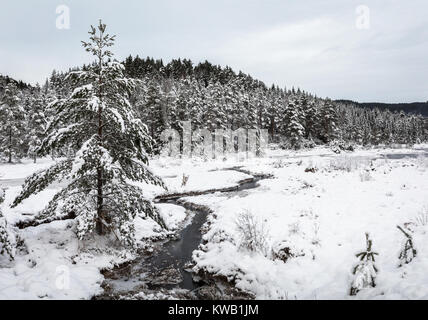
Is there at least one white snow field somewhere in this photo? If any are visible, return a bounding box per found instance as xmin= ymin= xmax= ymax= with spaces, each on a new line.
xmin=0 ymin=144 xmax=428 ymax=299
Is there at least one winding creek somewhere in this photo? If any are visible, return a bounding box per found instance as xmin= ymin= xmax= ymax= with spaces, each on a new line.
xmin=95 ymin=168 xmax=272 ymax=300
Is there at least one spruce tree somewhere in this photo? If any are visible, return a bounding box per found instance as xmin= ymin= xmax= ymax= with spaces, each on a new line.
xmin=12 ymin=21 xmax=166 ymax=248
xmin=140 ymin=80 xmax=166 ymax=153
xmin=304 ymin=99 xmax=317 ymax=140
xmin=282 ymin=98 xmax=304 ymax=148
xmin=350 ymin=233 xmax=378 ymax=296
xmin=0 ymin=83 xmax=25 ymax=163
xmin=26 ymin=88 xmax=48 ymax=162
xmin=318 ymin=99 xmax=338 ymax=143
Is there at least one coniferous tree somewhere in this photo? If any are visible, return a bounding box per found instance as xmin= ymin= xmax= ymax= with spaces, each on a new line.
xmin=0 ymin=187 xmax=15 ymax=260
xmin=12 ymin=21 xmax=166 ymax=248
xmin=350 ymin=233 xmax=378 ymax=296
xmin=304 ymin=99 xmax=317 ymax=140
xmin=0 ymin=83 xmax=25 ymax=163
xmin=140 ymin=79 xmax=166 ymax=152
xmin=282 ymin=98 xmax=304 ymax=148
xmin=318 ymin=99 xmax=338 ymax=143
xmin=26 ymin=88 xmax=49 ymax=162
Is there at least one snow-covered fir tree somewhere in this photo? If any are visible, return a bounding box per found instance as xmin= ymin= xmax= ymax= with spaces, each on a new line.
xmin=350 ymin=233 xmax=379 ymax=296
xmin=318 ymin=99 xmax=338 ymax=143
xmin=26 ymin=87 xmax=49 ymax=162
xmin=0 ymin=187 xmax=15 ymax=260
xmin=0 ymin=83 xmax=25 ymax=163
xmin=139 ymin=79 xmax=166 ymax=153
xmin=12 ymin=21 xmax=166 ymax=248
xmin=282 ymin=97 xmax=305 ymax=148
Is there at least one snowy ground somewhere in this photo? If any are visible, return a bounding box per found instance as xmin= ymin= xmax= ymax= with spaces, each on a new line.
xmin=1 ymin=144 xmax=428 ymax=299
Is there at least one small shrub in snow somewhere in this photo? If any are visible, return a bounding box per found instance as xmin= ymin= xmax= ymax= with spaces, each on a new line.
xmin=181 ymin=174 xmax=189 ymax=187
xmin=235 ymin=211 xmax=269 ymax=255
xmin=329 ymin=140 xmax=355 ymax=153
xmin=350 ymin=233 xmax=378 ymax=296
xmin=0 ymin=188 xmax=15 ymax=260
xmin=397 ymin=225 xmax=417 ymax=267
xmin=209 ymin=228 xmax=235 ymax=244
xmin=271 ymin=240 xmax=305 ymax=263
xmin=311 ymin=222 xmax=321 ymax=246
xmin=330 ymin=142 xmax=341 ymax=154
xmin=414 ymin=207 xmax=428 ymax=226
xmin=304 ymin=161 xmax=318 ymax=173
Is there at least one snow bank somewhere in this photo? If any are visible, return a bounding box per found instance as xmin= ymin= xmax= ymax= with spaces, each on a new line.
xmin=190 ymin=149 xmax=428 ymax=299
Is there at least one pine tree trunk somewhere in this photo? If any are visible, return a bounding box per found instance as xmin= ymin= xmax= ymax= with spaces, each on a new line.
xmin=96 ymin=54 xmax=104 ymax=236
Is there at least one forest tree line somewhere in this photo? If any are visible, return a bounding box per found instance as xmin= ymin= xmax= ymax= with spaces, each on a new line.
xmin=0 ymin=57 xmax=427 ymax=162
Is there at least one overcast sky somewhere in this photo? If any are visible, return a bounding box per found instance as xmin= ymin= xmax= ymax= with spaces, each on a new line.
xmin=0 ymin=0 xmax=427 ymax=102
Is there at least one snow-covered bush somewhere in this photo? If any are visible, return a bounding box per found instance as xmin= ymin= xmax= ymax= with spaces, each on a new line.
xmin=181 ymin=174 xmax=189 ymax=187
xmin=300 ymin=138 xmax=316 ymax=149
xmin=397 ymin=225 xmax=417 ymax=267
xmin=350 ymin=233 xmax=378 ymax=296
xmin=0 ymin=188 xmax=15 ymax=260
xmin=271 ymin=240 xmax=305 ymax=263
xmin=414 ymin=207 xmax=428 ymax=226
xmin=329 ymin=139 xmax=355 ymax=153
xmin=208 ymin=228 xmax=235 ymax=244
xmin=278 ymin=137 xmax=293 ymax=150
xmin=235 ymin=211 xmax=269 ymax=255
xmin=330 ymin=141 xmax=341 ymax=154
xmin=304 ymin=160 xmax=318 ymax=173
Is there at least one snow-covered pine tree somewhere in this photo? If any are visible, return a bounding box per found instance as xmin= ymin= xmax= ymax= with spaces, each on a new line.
xmin=283 ymin=97 xmax=304 ymax=149
xmin=318 ymin=99 xmax=338 ymax=143
xmin=204 ymin=81 xmax=227 ymax=132
xmin=303 ymin=99 xmax=317 ymax=140
xmin=12 ymin=21 xmax=166 ymax=248
xmin=26 ymin=87 xmax=49 ymax=162
xmin=0 ymin=187 xmax=15 ymax=260
xmin=140 ymin=79 xmax=166 ymax=153
xmin=350 ymin=233 xmax=379 ymax=296
xmin=0 ymin=83 xmax=25 ymax=163
xmin=397 ymin=225 xmax=417 ymax=266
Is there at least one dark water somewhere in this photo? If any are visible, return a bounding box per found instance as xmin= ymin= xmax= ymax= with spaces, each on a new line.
xmin=151 ymin=176 xmax=264 ymax=291
xmin=382 ymin=152 xmax=428 ymax=160
xmin=146 ymin=199 xmax=210 ymax=291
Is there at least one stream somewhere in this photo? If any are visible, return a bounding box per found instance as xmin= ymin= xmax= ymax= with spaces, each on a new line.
xmin=95 ymin=168 xmax=272 ymax=300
